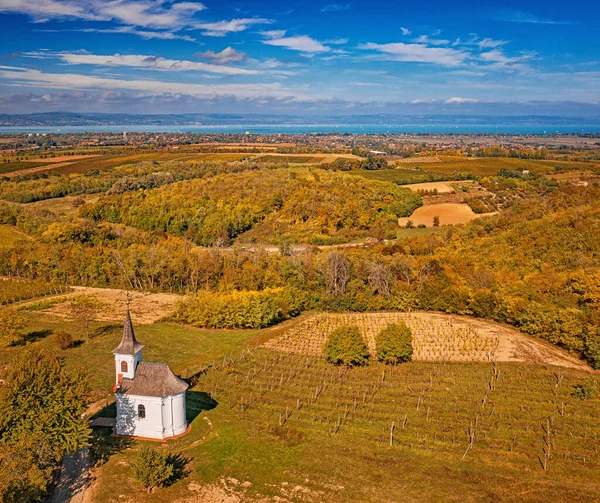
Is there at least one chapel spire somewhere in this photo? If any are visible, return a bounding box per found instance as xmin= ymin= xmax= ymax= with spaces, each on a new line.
xmin=112 ymin=308 xmax=145 ymax=355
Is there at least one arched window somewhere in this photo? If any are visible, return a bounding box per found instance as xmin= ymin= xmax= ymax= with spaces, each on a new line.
xmin=121 ymin=361 xmax=128 ymax=373
xmin=138 ymin=404 xmax=145 ymax=419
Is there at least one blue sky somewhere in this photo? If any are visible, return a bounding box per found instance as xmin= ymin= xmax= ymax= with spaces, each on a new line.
xmin=0 ymin=0 xmax=599 ymax=115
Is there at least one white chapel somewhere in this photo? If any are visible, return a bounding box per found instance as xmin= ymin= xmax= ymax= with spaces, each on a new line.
xmin=113 ymin=311 xmax=189 ymax=439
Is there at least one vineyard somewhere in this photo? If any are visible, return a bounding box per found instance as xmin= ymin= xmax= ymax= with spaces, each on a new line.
xmin=393 ymin=156 xmax=442 ymax=164
xmin=192 ymin=347 xmax=600 ymax=499
xmin=0 ymin=277 xmax=69 ymax=305
xmin=263 ymin=312 xmax=587 ymax=369
xmin=253 ymin=155 xmax=327 ymax=164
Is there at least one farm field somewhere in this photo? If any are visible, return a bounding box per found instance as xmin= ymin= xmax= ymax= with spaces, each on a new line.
xmin=17 ymin=286 xmax=182 ymax=324
xmin=413 ymin=157 xmax=600 ymax=176
xmin=401 ymin=181 xmax=456 ymax=193
xmin=2 ymin=151 xmax=251 ymax=177
xmin=72 ymin=324 xmax=600 ymax=502
xmin=0 ymin=291 xmax=599 ymax=502
xmin=253 ymin=153 xmax=362 ymax=165
xmin=393 ymin=155 xmax=442 ymax=163
xmin=0 ymin=160 xmax=51 ymax=175
xmin=263 ymin=312 xmax=589 ymax=370
xmin=398 ymin=203 xmax=497 ymax=227
xmin=0 ymin=277 xmax=69 ymax=305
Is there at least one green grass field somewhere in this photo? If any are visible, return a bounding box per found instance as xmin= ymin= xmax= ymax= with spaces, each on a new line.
xmin=3 ymin=312 xmax=598 ymax=502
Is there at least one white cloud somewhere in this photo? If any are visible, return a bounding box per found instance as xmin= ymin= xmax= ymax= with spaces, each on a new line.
xmin=321 ymin=3 xmax=351 ymax=12
xmin=400 ymin=27 xmax=411 ymax=36
xmin=412 ymin=35 xmax=450 ymax=46
xmin=262 ymin=33 xmax=330 ymax=54
xmin=193 ymin=17 xmax=272 ymax=37
xmin=197 ymin=47 xmax=247 ymax=64
xmin=0 ymin=65 xmax=297 ymax=99
xmin=324 ymin=38 xmax=348 ymax=45
xmin=259 ymin=29 xmax=287 ymax=39
xmin=479 ymin=49 xmax=535 ymax=71
xmin=477 ymin=37 xmax=508 ymax=49
xmin=75 ymin=26 xmax=196 ymax=41
xmin=349 ymin=81 xmax=382 ymax=87
xmin=359 ymin=42 xmax=468 ymax=66
xmin=24 ymin=51 xmax=259 ymax=75
xmin=445 ymin=97 xmax=479 ymax=104
xmin=460 ymin=34 xmax=508 ymax=50
xmin=0 ymin=0 xmax=206 ymax=28
xmin=494 ymin=9 xmax=573 ymax=25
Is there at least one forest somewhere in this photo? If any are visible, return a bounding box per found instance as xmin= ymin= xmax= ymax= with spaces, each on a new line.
xmin=0 ymin=153 xmax=599 ymax=368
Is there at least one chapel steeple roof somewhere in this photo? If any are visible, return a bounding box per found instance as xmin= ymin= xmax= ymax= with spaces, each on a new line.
xmin=112 ymin=310 xmax=145 ymax=355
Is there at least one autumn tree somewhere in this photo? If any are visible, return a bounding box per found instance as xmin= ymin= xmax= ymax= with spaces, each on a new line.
xmin=0 ymin=309 xmax=26 ymax=347
xmin=0 ymin=349 xmax=90 ymax=501
xmin=69 ymin=295 xmax=104 ymax=339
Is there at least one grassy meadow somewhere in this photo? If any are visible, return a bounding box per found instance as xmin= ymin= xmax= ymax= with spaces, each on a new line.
xmin=1 ymin=311 xmax=598 ymax=502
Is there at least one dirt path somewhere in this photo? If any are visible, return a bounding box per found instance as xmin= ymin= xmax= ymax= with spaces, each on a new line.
xmin=51 ymin=447 xmax=91 ymax=503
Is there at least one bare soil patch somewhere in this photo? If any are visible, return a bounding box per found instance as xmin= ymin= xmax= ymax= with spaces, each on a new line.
xmin=22 ymin=286 xmax=182 ymax=324
xmin=398 ymin=203 xmax=496 ymax=227
xmin=263 ymin=311 xmax=589 ymax=371
xmin=401 ymin=181 xmax=456 ymax=193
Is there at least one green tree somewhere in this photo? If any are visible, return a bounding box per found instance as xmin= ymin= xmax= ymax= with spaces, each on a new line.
xmin=376 ymin=322 xmax=413 ymax=364
xmin=325 ymin=325 xmax=369 ymax=366
xmin=0 ymin=309 xmax=25 ymax=347
xmin=433 ymin=216 xmax=440 ymax=227
xmin=0 ymin=349 xmax=90 ymax=501
xmin=133 ymin=447 xmax=175 ymax=492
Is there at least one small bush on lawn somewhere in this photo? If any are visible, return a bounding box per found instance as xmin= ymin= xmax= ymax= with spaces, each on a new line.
xmin=325 ymin=325 xmax=369 ymax=366
xmin=133 ymin=447 xmax=189 ymax=492
xmin=53 ymin=331 xmax=75 ymax=350
xmin=376 ymin=322 xmax=413 ymax=364
xmin=572 ymin=379 xmax=598 ymax=400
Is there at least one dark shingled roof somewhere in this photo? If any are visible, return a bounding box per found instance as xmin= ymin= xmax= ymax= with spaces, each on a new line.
xmin=119 ymin=362 xmax=189 ymax=397
xmin=112 ymin=311 xmax=144 ymax=355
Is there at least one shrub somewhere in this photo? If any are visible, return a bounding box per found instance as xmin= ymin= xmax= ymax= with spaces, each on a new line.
xmin=583 ymin=332 xmax=600 ymax=369
xmin=174 ymin=287 xmax=308 ymax=329
xmin=325 ymin=325 xmax=369 ymax=366
xmin=571 ymin=379 xmax=598 ymax=400
xmin=376 ymin=322 xmax=413 ymax=364
xmin=0 ymin=309 xmax=25 ymax=347
xmin=53 ymin=331 xmax=75 ymax=350
xmin=133 ymin=447 xmax=181 ymax=492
